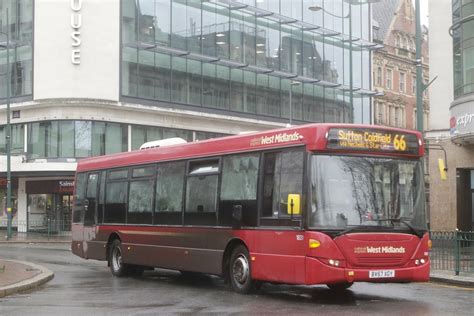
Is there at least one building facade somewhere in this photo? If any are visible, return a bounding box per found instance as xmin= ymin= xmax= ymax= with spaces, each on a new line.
xmin=0 ymin=0 xmax=377 ymax=232
xmin=372 ymin=0 xmax=429 ymax=130
xmin=427 ymin=0 xmax=474 ymax=231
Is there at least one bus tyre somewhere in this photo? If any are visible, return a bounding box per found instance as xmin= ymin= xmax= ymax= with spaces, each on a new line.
xmin=229 ymin=245 xmax=253 ymax=294
xmin=326 ymin=282 xmax=353 ymax=291
xmin=109 ymin=239 xmax=128 ymax=277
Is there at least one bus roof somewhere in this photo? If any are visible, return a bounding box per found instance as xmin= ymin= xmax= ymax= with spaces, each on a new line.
xmin=76 ymin=123 xmax=424 ymax=172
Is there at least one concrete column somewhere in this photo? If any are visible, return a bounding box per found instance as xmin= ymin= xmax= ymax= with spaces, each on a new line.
xmin=17 ymin=178 xmax=27 ymax=233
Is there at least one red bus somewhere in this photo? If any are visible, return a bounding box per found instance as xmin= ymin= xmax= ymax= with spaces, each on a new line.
xmin=71 ymin=123 xmax=430 ymax=293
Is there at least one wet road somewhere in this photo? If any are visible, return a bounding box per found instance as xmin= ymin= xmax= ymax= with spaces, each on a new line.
xmin=0 ymin=244 xmax=472 ymax=315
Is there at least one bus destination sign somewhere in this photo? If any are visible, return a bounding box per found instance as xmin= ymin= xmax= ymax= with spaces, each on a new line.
xmin=326 ymin=128 xmax=419 ymax=155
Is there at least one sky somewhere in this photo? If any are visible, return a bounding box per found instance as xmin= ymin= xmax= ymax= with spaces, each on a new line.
xmin=421 ymin=0 xmax=429 ymax=26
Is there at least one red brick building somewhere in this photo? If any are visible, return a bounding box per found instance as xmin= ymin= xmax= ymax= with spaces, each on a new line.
xmin=372 ymin=0 xmax=429 ymax=130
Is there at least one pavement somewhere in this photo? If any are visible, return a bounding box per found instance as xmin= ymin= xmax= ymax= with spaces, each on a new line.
xmin=0 ymin=259 xmax=54 ymax=298
xmin=0 ymin=231 xmax=472 ymax=299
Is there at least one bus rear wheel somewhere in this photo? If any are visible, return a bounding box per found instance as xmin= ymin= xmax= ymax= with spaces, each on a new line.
xmin=326 ymin=282 xmax=353 ymax=291
xmin=109 ymin=239 xmax=129 ymax=277
xmin=229 ymin=245 xmax=254 ymax=294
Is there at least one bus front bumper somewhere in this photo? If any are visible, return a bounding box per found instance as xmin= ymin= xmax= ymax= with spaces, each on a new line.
xmin=305 ymin=256 xmax=430 ymax=285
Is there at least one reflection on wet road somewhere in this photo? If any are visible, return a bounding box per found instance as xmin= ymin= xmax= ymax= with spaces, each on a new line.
xmin=0 ymin=244 xmax=472 ymax=315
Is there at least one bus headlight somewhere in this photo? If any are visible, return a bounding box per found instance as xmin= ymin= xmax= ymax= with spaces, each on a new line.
xmin=329 ymin=259 xmax=340 ymax=267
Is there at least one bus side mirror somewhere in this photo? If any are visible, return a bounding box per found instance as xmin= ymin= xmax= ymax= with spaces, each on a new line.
xmin=287 ymin=194 xmax=301 ymax=215
xmin=232 ymin=205 xmax=242 ymax=229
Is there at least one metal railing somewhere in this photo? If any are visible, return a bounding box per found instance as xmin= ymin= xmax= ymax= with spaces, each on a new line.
xmin=0 ymin=218 xmax=71 ymax=238
xmin=430 ymin=231 xmax=474 ymax=275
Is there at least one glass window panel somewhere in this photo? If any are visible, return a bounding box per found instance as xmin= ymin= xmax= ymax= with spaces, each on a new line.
xmin=243 ymin=71 xmax=256 ymax=113
xmin=104 ymin=181 xmax=127 ymax=223
xmin=0 ymin=124 xmax=24 ymax=155
xmin=46 ymin=121 xmax=59 ymax=158
xmin=267 ymin=76 xmax=281 ymax=117
xmin=262 ymin=150 xmax=304 ymax=218
xmin=128 ymin=180 xmax=154 ymax=224
xmin=133 ymin=166 xmax=155 ymax=178
xmin=122 ymin=0 xmax=137 ymax=44
xmin=59 ymin=121 xmax=74 ymax=157
xmin=189 ymin=159 xmax=219 ymax=175
xmin=109 ymin=169 xmax=129 ymax=180
xmin=256 ymin=74 xmax=268 ymax=115
xmin=215 ymin=65 xmax=230 ymax=109
xmin=202 ymin=63 xmax=216 ymax=107
xmin=243 ymin=15 xmax=256 ymax=65
xmin=221 ymin=154 xmax=259 ymax=200
xmin=98 ymin=171 xmax=106 ymax=224
xmin=155 ymin=53 xmax=171 ymax=101
xmin=230 ymin=12 xmax=244 ymax=63
xmin=156 ymin=161 xmax=185 ymax=213
xmin=27 ymin=123 xmax=44 ymax=159
xmin=171 ymin=0 xmax=187 ymax=50
xmin=75 ymin=121 xmax=92 ymax=158
xmin=186 ymin=175 xmax=218 ymax=213
xmin=0 ymin=0 xmax=33 ymax=99
xmin=230 ymin=69 xmax=244 ymax=112
xmin=86 ymin=174 xmax=99 ymax=199
xmin=137 ymin=50 xmax=155 ymax=99
xmin=91 ymin=122 xmax=106 ymax=156
xmin=187 ymin=59 xmax=202 ymax=105
xmin=122 ymin=47 xmax=138 ymax=97
xmin=105 ymin=123 xmax=127 ymax=155
xmin=131 ymin=125 xmax=146 ymax=150
xmin=171 ymin=56 xmax=187 ymax=103
xmin=155 ymin=0 xmax=171 ymax=46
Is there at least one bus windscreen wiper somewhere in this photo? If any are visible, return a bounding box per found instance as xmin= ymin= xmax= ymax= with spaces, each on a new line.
xmin=335 ymin=225 xmax=386 ymax=237
xmin=370 ymin=218 xmax=425 ymax=237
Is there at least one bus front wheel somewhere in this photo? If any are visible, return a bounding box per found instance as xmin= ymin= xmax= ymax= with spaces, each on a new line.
xmin=229 ymin=245 xmax=254 ymax=294
xmin=109 ymin=239 xmax=128 ymax=277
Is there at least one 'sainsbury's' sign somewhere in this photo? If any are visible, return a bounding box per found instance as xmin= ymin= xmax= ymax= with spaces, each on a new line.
xmin=71 ymin=0 xmax=82 ymax=65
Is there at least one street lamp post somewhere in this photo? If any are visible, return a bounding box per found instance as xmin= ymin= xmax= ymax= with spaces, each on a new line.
xmin=0 ymin=9 xmax=12 ymax=240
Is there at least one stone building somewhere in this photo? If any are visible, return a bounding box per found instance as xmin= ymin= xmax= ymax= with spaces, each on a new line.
xmin=427 ymin=0 xmax=474 ymax=231
xmin=372 ymin=0 xmax=429 ymax=130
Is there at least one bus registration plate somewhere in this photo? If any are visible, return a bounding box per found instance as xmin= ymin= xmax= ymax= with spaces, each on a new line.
xmin=369 ymin=270 xmax=395 ymax=279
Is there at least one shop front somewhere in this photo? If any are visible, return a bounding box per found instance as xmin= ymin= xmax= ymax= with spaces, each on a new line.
xmin=26 ymin=179 xmax=74 ymax=233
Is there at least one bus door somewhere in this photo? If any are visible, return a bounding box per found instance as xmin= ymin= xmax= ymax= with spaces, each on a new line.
xmin=83 ymin=173 xmax=99 ymax=259
xmin=253 ymin=149 xmax=306 ymax=284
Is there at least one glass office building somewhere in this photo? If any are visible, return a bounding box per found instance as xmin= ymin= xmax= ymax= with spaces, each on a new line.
xmin=0 ymin=0 xmax=376 ymax=233
xmin=121 ymin=0 xmax=375 ymax=124
xmin=0 ymin=0 xmax=33 ymax=100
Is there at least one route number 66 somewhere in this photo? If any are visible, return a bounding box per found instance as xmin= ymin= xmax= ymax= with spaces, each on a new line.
xmin=393 ymin=135 xmax=406 ymax=151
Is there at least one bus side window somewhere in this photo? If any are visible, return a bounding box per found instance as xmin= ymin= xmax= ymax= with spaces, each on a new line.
xmin=155 ymin=161 xmax=185 ymax=225
xmin=261 ymin=149 xmax=304 ymax=226
xmin=185 ymin=159 xmax=219 ymax=226
xmin=72 ymin=173 xmax=87 ymax=223
xmin=97 ymin=171 xmax=106 ymax=224
xmin=84 ymin=173 xmax=99 ymax=226
xmin=104 ymin=169 xmax=128 ymax=224
xmin=220 ymin=153 xmax=260 ymax=227
xmin=127 ymin=165 xmax=155 ymax=225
